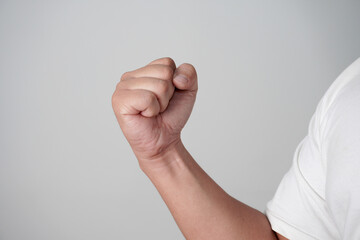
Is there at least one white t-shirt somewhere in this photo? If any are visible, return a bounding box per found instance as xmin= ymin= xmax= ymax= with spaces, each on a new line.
xmin=266 ymin=57 xmax=360 ymax=240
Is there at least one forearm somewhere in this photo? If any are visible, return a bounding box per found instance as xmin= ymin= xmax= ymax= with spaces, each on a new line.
xmin=140 ymin=141 xmax=278 ymax=240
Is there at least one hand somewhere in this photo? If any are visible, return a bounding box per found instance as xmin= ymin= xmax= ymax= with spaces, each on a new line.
xmin=111 ymin=57 xmax=198 ymax=168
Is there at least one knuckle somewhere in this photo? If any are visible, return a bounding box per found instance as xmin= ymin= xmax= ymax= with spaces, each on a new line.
xmin=111 ymin=90 xmax=119 ymax=107
xmin=157 ymin=80 xmax=170 ymax=95
xmin=115 ymin=81 xmax=123 ymax=90
xmin=162 ymin=57 xmax=175 ymax=67
xmin=121 ymin=71 xmax=130 ymax=80
xmin=143 ymin=91 xmax=156 ymax=104
xmin=160 ymin=65 xmax=174 ymax=80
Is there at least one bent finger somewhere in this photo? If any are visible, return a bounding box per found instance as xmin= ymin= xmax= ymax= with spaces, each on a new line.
xmin=112 ymin=89 xmax=160 ymax=117
xmin=116 ymin=77 xmax=175 ymax=112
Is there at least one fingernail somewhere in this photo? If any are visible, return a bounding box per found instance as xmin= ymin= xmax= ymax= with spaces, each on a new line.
xmin=174 ymin=74 xmax=188 ymax=84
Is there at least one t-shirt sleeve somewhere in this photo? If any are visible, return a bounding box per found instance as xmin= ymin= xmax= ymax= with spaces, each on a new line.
xmin=265 ymin=57 xmax=360 ymax=240
xmin=265 ymin=117 xmax=340 ymax=240
xmin=321 ymin=75 xmax=360 ymax=240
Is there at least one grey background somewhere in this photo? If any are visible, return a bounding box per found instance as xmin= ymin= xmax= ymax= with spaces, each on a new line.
xmin=1 ymin=0 xmax=360 ymax=239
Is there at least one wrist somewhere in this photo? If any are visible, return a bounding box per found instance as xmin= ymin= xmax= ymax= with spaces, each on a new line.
xmin=138 ymin=140 xmax=189 ymax=177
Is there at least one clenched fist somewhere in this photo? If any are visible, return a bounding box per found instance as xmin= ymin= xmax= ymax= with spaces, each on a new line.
xmin=112 ymin=57 xmax=198 ymax=168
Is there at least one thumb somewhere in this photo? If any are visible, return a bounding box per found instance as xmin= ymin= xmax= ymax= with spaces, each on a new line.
xmin=161 ymin=63 xmax=198 ymax=130
xmin=173 ymin=63 xmax=198 ymax=91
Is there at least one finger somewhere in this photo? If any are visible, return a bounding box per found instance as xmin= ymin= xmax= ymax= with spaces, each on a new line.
xmin=112 ymin=89 xmax=160 ymax=117
xmin=116 ymin=77 xmax=175 ymax=112
xmin=121 ymin=64 xmax=175 ymax=82
xmin=147 ymin=57 xmax=176 ymax=71
xmin=122 ymin=57 xmax=176 ymax=81
xmin=172 ymin=63 xmax=198 ymax=92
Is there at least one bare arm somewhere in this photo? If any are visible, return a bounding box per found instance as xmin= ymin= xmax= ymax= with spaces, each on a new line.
xmin=112 ymin=57 xmax=283 ymax=239
xmin=141 ymin=141 xmax=278 ymax=240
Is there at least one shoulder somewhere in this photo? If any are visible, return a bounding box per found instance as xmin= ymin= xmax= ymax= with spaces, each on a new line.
xmin=319 ymin=57 xmax=360 ymax=159
xmin=317 ymin=57 xmax=360 ymax=132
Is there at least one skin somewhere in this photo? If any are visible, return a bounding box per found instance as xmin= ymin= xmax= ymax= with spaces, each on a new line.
xmin=112 ymin=57 xmax=288 ymax=240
